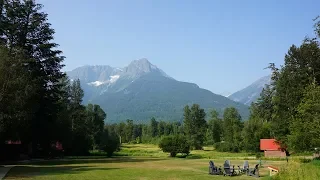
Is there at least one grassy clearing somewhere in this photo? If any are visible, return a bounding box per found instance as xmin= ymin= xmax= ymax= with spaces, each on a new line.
xmin=115 ymin=144 xmax=312 ymax=161
xmin=4 ymin=144 xmax=290 ymax=180
xmin=5 ymin=157 xmax=285 ymax=180
xmin=115 ymin=144 xmax=257 ymax=160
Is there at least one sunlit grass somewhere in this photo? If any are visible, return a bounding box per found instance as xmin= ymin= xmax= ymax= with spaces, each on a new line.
xmin=115 ymin=143 xmax=256 ymax=159
xmin=271 ymin=160 xmax=320 ymax=180
xmin=5 ymin=157 xmax=285 ymax=180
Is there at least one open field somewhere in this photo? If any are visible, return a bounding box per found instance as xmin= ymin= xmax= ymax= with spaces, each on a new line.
xmin=113 ymin=144 xmax=312 ymax=161
xmin=4 ymin=144 xmax=292 ymax=180
xmin=114 ymin=144 xmax=257 ymax=159
xmin=5 ymin=157 xmax=286 ymax=180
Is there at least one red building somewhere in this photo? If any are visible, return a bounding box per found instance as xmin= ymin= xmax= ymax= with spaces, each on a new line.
xmin=260 ymin=139 xmax=286 ymax=157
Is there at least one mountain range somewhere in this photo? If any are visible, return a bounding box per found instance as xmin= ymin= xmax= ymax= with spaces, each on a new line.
xmin=67 ymin=59 xmax=250 ymax=123
xmin=228 ymin=75 xmax=271 ymax=105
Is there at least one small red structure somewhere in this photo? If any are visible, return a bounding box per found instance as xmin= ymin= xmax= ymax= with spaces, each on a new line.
xmin=5 ymin=140 xmax=22 ymax=144
xmin=260 ymin=139 xmax=286 ymax=158
xmin=53 ymin=141 xmax=63 ymax=151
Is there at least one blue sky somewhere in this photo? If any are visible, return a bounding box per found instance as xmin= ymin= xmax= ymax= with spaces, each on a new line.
xmin=38 ymin=0 xmax=319 ymax=95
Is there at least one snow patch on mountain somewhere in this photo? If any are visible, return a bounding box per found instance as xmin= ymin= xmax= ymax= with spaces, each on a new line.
xmin=88 ymin=75 xmax=120 ymax=86
xmin=88 ymin=81 xmax=105 ymax=86
xmin=110 ymin=75 xmax=120 ymax=83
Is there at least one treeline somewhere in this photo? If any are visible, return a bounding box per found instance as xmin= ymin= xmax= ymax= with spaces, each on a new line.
xmin=105 ymin=105 xmax=247 ymax=152
xmin=0 ymin=0 xmax=118 ymax=158
xmin=105 ymin=118 xmax=184 ymax=144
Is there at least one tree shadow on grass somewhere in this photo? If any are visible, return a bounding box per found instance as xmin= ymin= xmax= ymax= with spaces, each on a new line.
xmin=185 ymin=154 xmax=203 ymax=159
xmin=120 ymin=145 xmax=135 ymax=149
xmin=20 ymin=157 xmax=165 ymax=166
xmin=5 ymin=165 xmax=120 ymax=179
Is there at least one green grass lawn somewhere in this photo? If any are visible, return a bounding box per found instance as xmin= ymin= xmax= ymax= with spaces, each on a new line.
xmin=114 ymin=144 xmax=257 ymax=159
xmin=5 ymin=157 xmax=285 ymax=180
xmin=2 ymin=144 xmax=301 ymax=180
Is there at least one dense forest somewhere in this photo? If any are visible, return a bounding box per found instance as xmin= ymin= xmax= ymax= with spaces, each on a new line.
xmin=1 ymin=0 xmax=320 ymax=161
xmin=0 ymin=0 xmax=118 ymax=158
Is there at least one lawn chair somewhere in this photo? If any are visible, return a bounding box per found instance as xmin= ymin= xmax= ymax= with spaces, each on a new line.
xmin=223 ymin=160 xmax=237 ymax=176
xmin=248 ymin=164 xmax=259 ymax=178
xmin=225 ymin=160 xmax=230 ymax=166
xmin=238 ymin=160 xmax=249 ymax=175
xmin=208 ymin=161 xmax=222 ymax=175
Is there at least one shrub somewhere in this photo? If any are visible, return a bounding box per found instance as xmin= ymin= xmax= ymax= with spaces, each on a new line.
xmin=159 ymin=135 xmax=190 ymax=157
xmin=99 ymin=129 xmax=120 ymax=157
xmin=256 ymin=152 xmax=263 ymax=159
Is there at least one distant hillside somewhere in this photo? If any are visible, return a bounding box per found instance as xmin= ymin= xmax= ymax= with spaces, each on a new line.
xmin=228 ymin=75 xmax=271 ymax=105
xmin=67 ymin=59 xmax=250 ymax=123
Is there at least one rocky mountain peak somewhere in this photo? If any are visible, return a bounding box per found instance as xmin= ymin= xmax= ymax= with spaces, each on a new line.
xmin=125 ymin=58 xmax=157 ymax=74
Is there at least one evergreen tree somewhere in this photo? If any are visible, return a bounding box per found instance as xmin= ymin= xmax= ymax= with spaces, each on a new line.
xmin=222 ymin=107 xmax=242 ymax=151
xmin=242 ymin=103 xmax=271 ymax=152
xmin=0 ymin=45 xmax=33 ymax=142
xmin=184 ymin=104 xmax=206 ymax=150
xmin=68 ymin=79 xmax=89 ymax=155
xmin=149 ymin=117 xmax=158 ymax=137
xmin=0 ymin=0 xmax=65 ymax=155
xmin=270 ymin=37 xmax=320 ymax=147
xmin=158 ymin=121 xmax=166 ymax=137
xmin=0 ymin=0 xmax=4 ymax=44
xmin=256 ymin=85 xmax=274 ymax=122
xmin=314 ymin=16 xmax=320 ymax=38
xmin=86 ymin=104 xmax=106 ymax=148
xmin=70 ymin=79 xmax=84 ymax=106
xmin=125 ymin=119 xmax=134 ymax=142
xmin=118 ymin=122 xmax=126 ymax=143
xmin=206 ymin=110 xmax=222 ymax=145
xmin=183 ymin=105 xmax=192 ymax=140
xmin=289 ymin=82 xmax=320 ymax=152
xmin=69 ymin=79 xmax=85 ymax=131
xmin=55 ymin=76 xmax=73 ymax=151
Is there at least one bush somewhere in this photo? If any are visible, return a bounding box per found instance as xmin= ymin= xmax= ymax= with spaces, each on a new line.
xmin=99 ymin=129 xmax=120 ymax=157
xmin=159 ymin=135 xmax=190 ymax=157
xmin=256 ymin=152 xmax=263 ymax=159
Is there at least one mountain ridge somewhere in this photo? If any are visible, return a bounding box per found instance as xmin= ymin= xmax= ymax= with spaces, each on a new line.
xmin=67 ymin=59 xmax=250 ymax=122
xmin=228 ymin=75 xmax=271 ymax=105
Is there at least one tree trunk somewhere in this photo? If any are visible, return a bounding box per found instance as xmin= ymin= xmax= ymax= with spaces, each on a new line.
xmin=170 ymin=152 xmax=177 ymax=157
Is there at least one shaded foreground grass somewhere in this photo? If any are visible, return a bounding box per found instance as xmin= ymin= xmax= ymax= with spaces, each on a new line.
xmin=5 ymin=157 xmax=285 ymax=180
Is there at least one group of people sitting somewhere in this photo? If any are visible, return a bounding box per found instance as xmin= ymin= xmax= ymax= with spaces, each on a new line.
xmin=208 ymin=160 xmax=259 ymax=177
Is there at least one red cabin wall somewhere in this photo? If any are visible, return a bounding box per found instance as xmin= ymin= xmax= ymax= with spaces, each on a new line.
xmin=264 ymin=150 xmax=286 ymax=158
